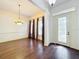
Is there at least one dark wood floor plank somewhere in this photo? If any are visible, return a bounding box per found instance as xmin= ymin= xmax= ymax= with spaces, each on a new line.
xmin=0 ymin=39 xmax=79 ymax=59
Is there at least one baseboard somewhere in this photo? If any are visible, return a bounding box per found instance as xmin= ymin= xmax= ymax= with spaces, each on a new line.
xmin=49 ymin=43 xmax=79 ymax=51
xmin=0 ymin=37 xmax=28 ymax=44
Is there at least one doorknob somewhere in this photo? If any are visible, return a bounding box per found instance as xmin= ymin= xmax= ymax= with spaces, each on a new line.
xmin=67 ymin=32 xmax=70 ymax=35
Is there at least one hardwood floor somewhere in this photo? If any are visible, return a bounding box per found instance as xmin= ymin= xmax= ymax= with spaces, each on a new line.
xmin=0 ymin=39 xmax=79 ymax=59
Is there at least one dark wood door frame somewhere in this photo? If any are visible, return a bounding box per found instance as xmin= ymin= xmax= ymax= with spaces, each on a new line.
xmin=42 ymin=16 xmax=45 ymax=45
xmin=36 ymin=18 xmax=39 ymax=40
xmin=28 ymin=20 xmax=31 ymax=38
xmin=36 ymin=16 xmax=45 ymax=45
xmin=32 ymin=20 xmax=35 ymax=39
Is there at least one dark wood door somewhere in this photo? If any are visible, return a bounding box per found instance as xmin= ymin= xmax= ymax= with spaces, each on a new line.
xmin=28 ymin=20 xmax=31 ymax=38
xmin=32 ymin=20 xmax=35 ymax=39
xmin=42 ymin=16 xmax=45 ymax=45
xmin=36 ymin=16 xmax=45 ymax=45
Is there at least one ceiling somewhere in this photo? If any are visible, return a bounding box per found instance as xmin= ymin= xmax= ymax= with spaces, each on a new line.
xmin=0 ymin=0 xmax=43 ymax=17
xmin=46 ymin=0 xmax=69 ymax=6
xmin=55 ymin=0 xmax=69 ymax=6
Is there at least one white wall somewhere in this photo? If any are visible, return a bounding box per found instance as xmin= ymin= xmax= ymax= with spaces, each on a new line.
xmin=0 ymin=10 xmax=29 ymax=43
xmin=50 ymin=0 xmax=79 ymax=50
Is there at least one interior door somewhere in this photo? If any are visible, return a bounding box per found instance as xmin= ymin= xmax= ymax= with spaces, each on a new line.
xmin=58 ymin=17 xmax=67 ymax=44
xmin=53 ymin=11 xmax=76 ymax=46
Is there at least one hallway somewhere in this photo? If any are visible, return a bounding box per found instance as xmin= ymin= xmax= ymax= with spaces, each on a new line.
xmin=0 ymin=39 xmax=79 ymax=59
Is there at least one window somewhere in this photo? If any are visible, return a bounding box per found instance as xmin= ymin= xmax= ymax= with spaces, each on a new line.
xmin=38 ymin=18 xmax=42 ymax=35
xmin=58 ymin=17 xmax=67 ymax=43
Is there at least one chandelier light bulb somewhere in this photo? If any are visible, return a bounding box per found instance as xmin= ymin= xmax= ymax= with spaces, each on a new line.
xmin=48 ymin=0 xmax=56 ymax=5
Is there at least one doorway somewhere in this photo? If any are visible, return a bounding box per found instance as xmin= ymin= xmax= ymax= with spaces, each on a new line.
xmin=53 ymin=11 xmax=76 ymax=47
xmin=36 ymin=16 xmax=45 ymax=45
xmin=28 ymin=20 xmax=35 ymax=39
xmin=58 ymin=17 xmax=67 ymax=43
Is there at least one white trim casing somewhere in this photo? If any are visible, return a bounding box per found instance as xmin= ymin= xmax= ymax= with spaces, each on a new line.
xmin=53 ymin=7 xmax=76 ymax=16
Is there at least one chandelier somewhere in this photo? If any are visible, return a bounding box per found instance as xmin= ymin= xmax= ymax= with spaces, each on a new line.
xmin=48 ymin=0 xmax=56 ymax=6
xmin=15 ymin=3 xmax=23 ymax=25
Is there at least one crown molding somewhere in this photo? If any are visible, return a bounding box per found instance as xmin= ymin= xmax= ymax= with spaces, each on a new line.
xmin=53 ymin=7 xmax=76 ymax=16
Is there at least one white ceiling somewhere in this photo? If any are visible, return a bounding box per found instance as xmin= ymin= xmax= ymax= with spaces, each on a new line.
xmin=55 ymin=0 xmax=69 ymax=6
xmin=0 ymin=0 xmax=43 ymax=17
xmin=46 ymin=0 xmax=69 ymax=6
